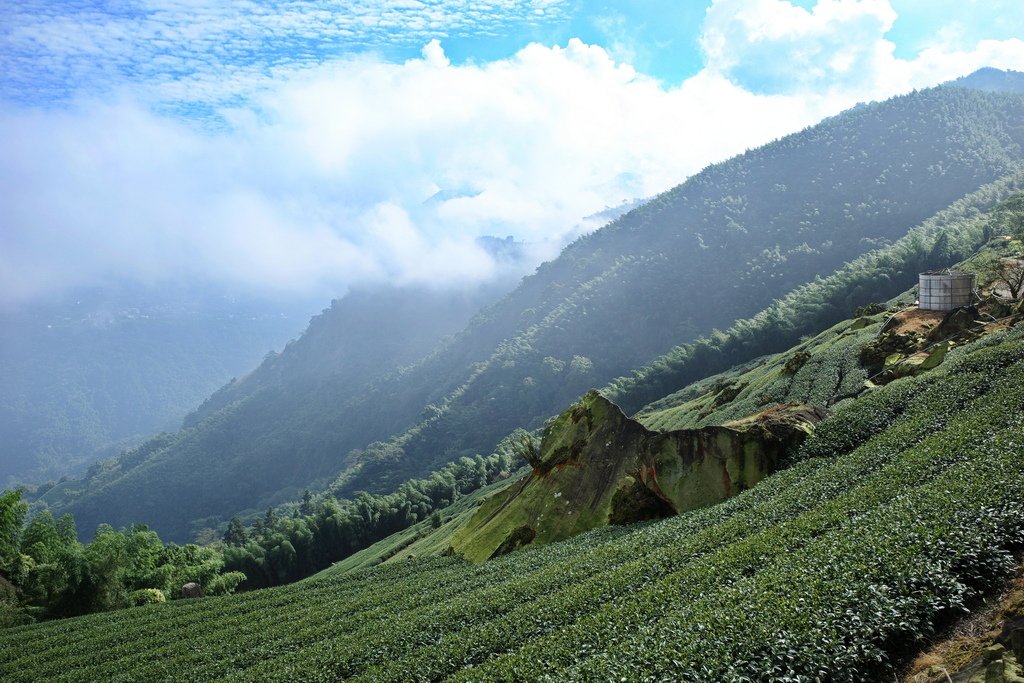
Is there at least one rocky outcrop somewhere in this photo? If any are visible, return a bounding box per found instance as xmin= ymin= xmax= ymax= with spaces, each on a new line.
xmin=863 ymin=292 xmax=1024 ymax=388
xmin=906 ymin=567 xmax=1024 ymax=683
xmin=450 ymin=391 xmax=825 ymax=562
xmin=931 ymin=644 xmax=1024 ymax=683
xmin=180 ymin=582 xmax=204 ymax=599
xmin=945 ymin=618 xmax=1024 ymax=683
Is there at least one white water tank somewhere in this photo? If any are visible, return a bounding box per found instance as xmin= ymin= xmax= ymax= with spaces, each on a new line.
xmin=919 ymin=271 xmax=975 ymax=311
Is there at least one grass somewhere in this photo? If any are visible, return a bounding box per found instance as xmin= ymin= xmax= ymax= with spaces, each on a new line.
xmin=324 ymin=475 xmax=521 ymax=575
xmin=2 ymin=321 xmax=1024 ymax=682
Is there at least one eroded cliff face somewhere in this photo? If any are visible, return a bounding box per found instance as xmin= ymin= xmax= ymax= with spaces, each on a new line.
xmin=451 ymin=391 xmax=825 ymax=562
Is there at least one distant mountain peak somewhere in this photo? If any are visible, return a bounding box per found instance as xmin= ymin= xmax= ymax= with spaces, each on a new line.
xmin=948 ymin=67 xmax=1024 ymax=93
xmin=474 ymin=234 xmax=523 ymax=261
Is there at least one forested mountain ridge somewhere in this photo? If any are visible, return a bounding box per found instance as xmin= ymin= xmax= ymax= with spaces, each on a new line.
xmin=352 ymin=85 xmax=1024 ymax=483
xmin=77 ymin=186 xmax=1014 ymax=595
xmin=43 ymin=75 xmax=1024 ymax=542
xmin=0 ymin=287 xmax=311 ymax=487
xmin=28 ymin=282 xmax=512 ymax=527
xmin=953 ymin=66 xmax=1024 ymax=93
xmin=181 ymin=283 xmax=513 ymax=429
xmin=604 ymin=175 xmax=1024 ymax=413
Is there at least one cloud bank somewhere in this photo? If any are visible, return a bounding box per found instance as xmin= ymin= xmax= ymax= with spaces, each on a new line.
xmin=2 ymin=0 xmax=1024 ymax=305
xmin=1 ymin=39 xmax=819 ymax=302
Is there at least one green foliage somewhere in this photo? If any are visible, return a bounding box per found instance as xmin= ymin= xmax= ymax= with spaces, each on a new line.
xmin=3 ymin=324 xmax=1024 ymax=680
xmin=781 ymin=350 xmax=812 ymax=375
xmin=608 ymin=173 xmax=1022 ymax=414
xmin=853 ymin=302 xmax=887 ymax=317
xmin=206 ymin=572 xmax=245 ymax=597
xmin=82 ymin=525 xmax=132 ymax=613
xmin=0 ymin=507 xmax=244 ymax=623
xmin=928 ymin=229 xmax=955 ymax=263
xmin=506 ymin=428 xmax=541 ymax=468
xmin=222 ymin=445 xmax=521 ymax=589
xmin=637 ymin=313 xmax=882 ymax=432
xmin=128 ymin=588 xmax=165 ymax=607
xmin=994 ymin=191 xmax=1024 ymax=239
xmin=0 ymin=490 xmax=26 ymax=576
xmin=16 ymin=510 xmax=84 ymax=617
xmin=222 ymin=517 xmax=247 ymax=547
xmin=0 ymin=577 xmax=27 ymax=629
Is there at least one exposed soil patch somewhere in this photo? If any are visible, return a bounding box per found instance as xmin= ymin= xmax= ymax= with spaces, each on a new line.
xmin=886 ymin=308 xmax=946 ymax=336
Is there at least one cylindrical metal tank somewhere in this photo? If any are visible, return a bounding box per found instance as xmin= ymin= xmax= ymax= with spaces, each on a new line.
xmin=918 ymin=271 xmax=976 ymax=311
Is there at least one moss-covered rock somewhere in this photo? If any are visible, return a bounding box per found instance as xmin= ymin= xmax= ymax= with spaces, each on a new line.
xmin=450 ymin=391 xmax=825 ymax=562
xmin=860 ymin=330 xmax=924 ymax=372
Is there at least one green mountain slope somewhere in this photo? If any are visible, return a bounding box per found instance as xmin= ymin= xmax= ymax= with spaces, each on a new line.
xmin=4 ymin=287 xmax=1023 ymax=681
xmin=50 ymin=78 xmax=1024 ymax=541
xmin=313 ymin=226 xmax=1024 ymax=572
xmin=605 ymin=176 xmax=1024 ymax=415
xmin=31 ymin=283 xmax=509 ymax=527
xmin=0 ymin=286 xmax=310 ymax=487
xmin=180 ymin=283 xmax=512 ymax=430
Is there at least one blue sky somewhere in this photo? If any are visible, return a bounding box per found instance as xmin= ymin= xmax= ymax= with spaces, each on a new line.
xmin=2 ymin=1 xmax=1023 ymax=303
xmin=4 ymin=0 xmax=1023 ymax=108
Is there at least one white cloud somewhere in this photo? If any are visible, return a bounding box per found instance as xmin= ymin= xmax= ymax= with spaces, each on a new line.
xmin=905 ymin=39 xmax=1024 ymax=89
xmin=701 ymin=0 xmax=1024 ymax=98
xmin=0 ymin=39 xmax=839 ymax=304
xmin=702 ymin=0 xmax=898 ymax=94
xmin=4 ymin=1 xmax=1024 ymax=305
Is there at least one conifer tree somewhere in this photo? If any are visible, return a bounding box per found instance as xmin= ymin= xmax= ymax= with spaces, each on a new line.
xmin=222 ymin=517 xmax=247 ymax=546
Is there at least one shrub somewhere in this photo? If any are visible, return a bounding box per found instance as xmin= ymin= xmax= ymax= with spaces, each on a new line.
xmin=128 ymin=589 xmax=166 ymax=607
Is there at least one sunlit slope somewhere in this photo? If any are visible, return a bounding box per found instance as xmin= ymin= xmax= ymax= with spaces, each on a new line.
xmin=604 ymin=176 xmax=1024 ymax=416
xmin=323 ymin=474 xmax=523 ymax=576
xmin=4 ymin=319 xmax=1024 ymax=681
xmin=310 ymin=231 xmax=1024 ymax=570
xmin=638 ymin=313 xmax=883 ymax=432
xmin=636 ymin=230 xmax=1024 ymax=432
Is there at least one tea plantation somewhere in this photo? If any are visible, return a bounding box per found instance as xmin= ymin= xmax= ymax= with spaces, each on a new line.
xmin=2 ymin=324 xmax=1023 ymax=681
